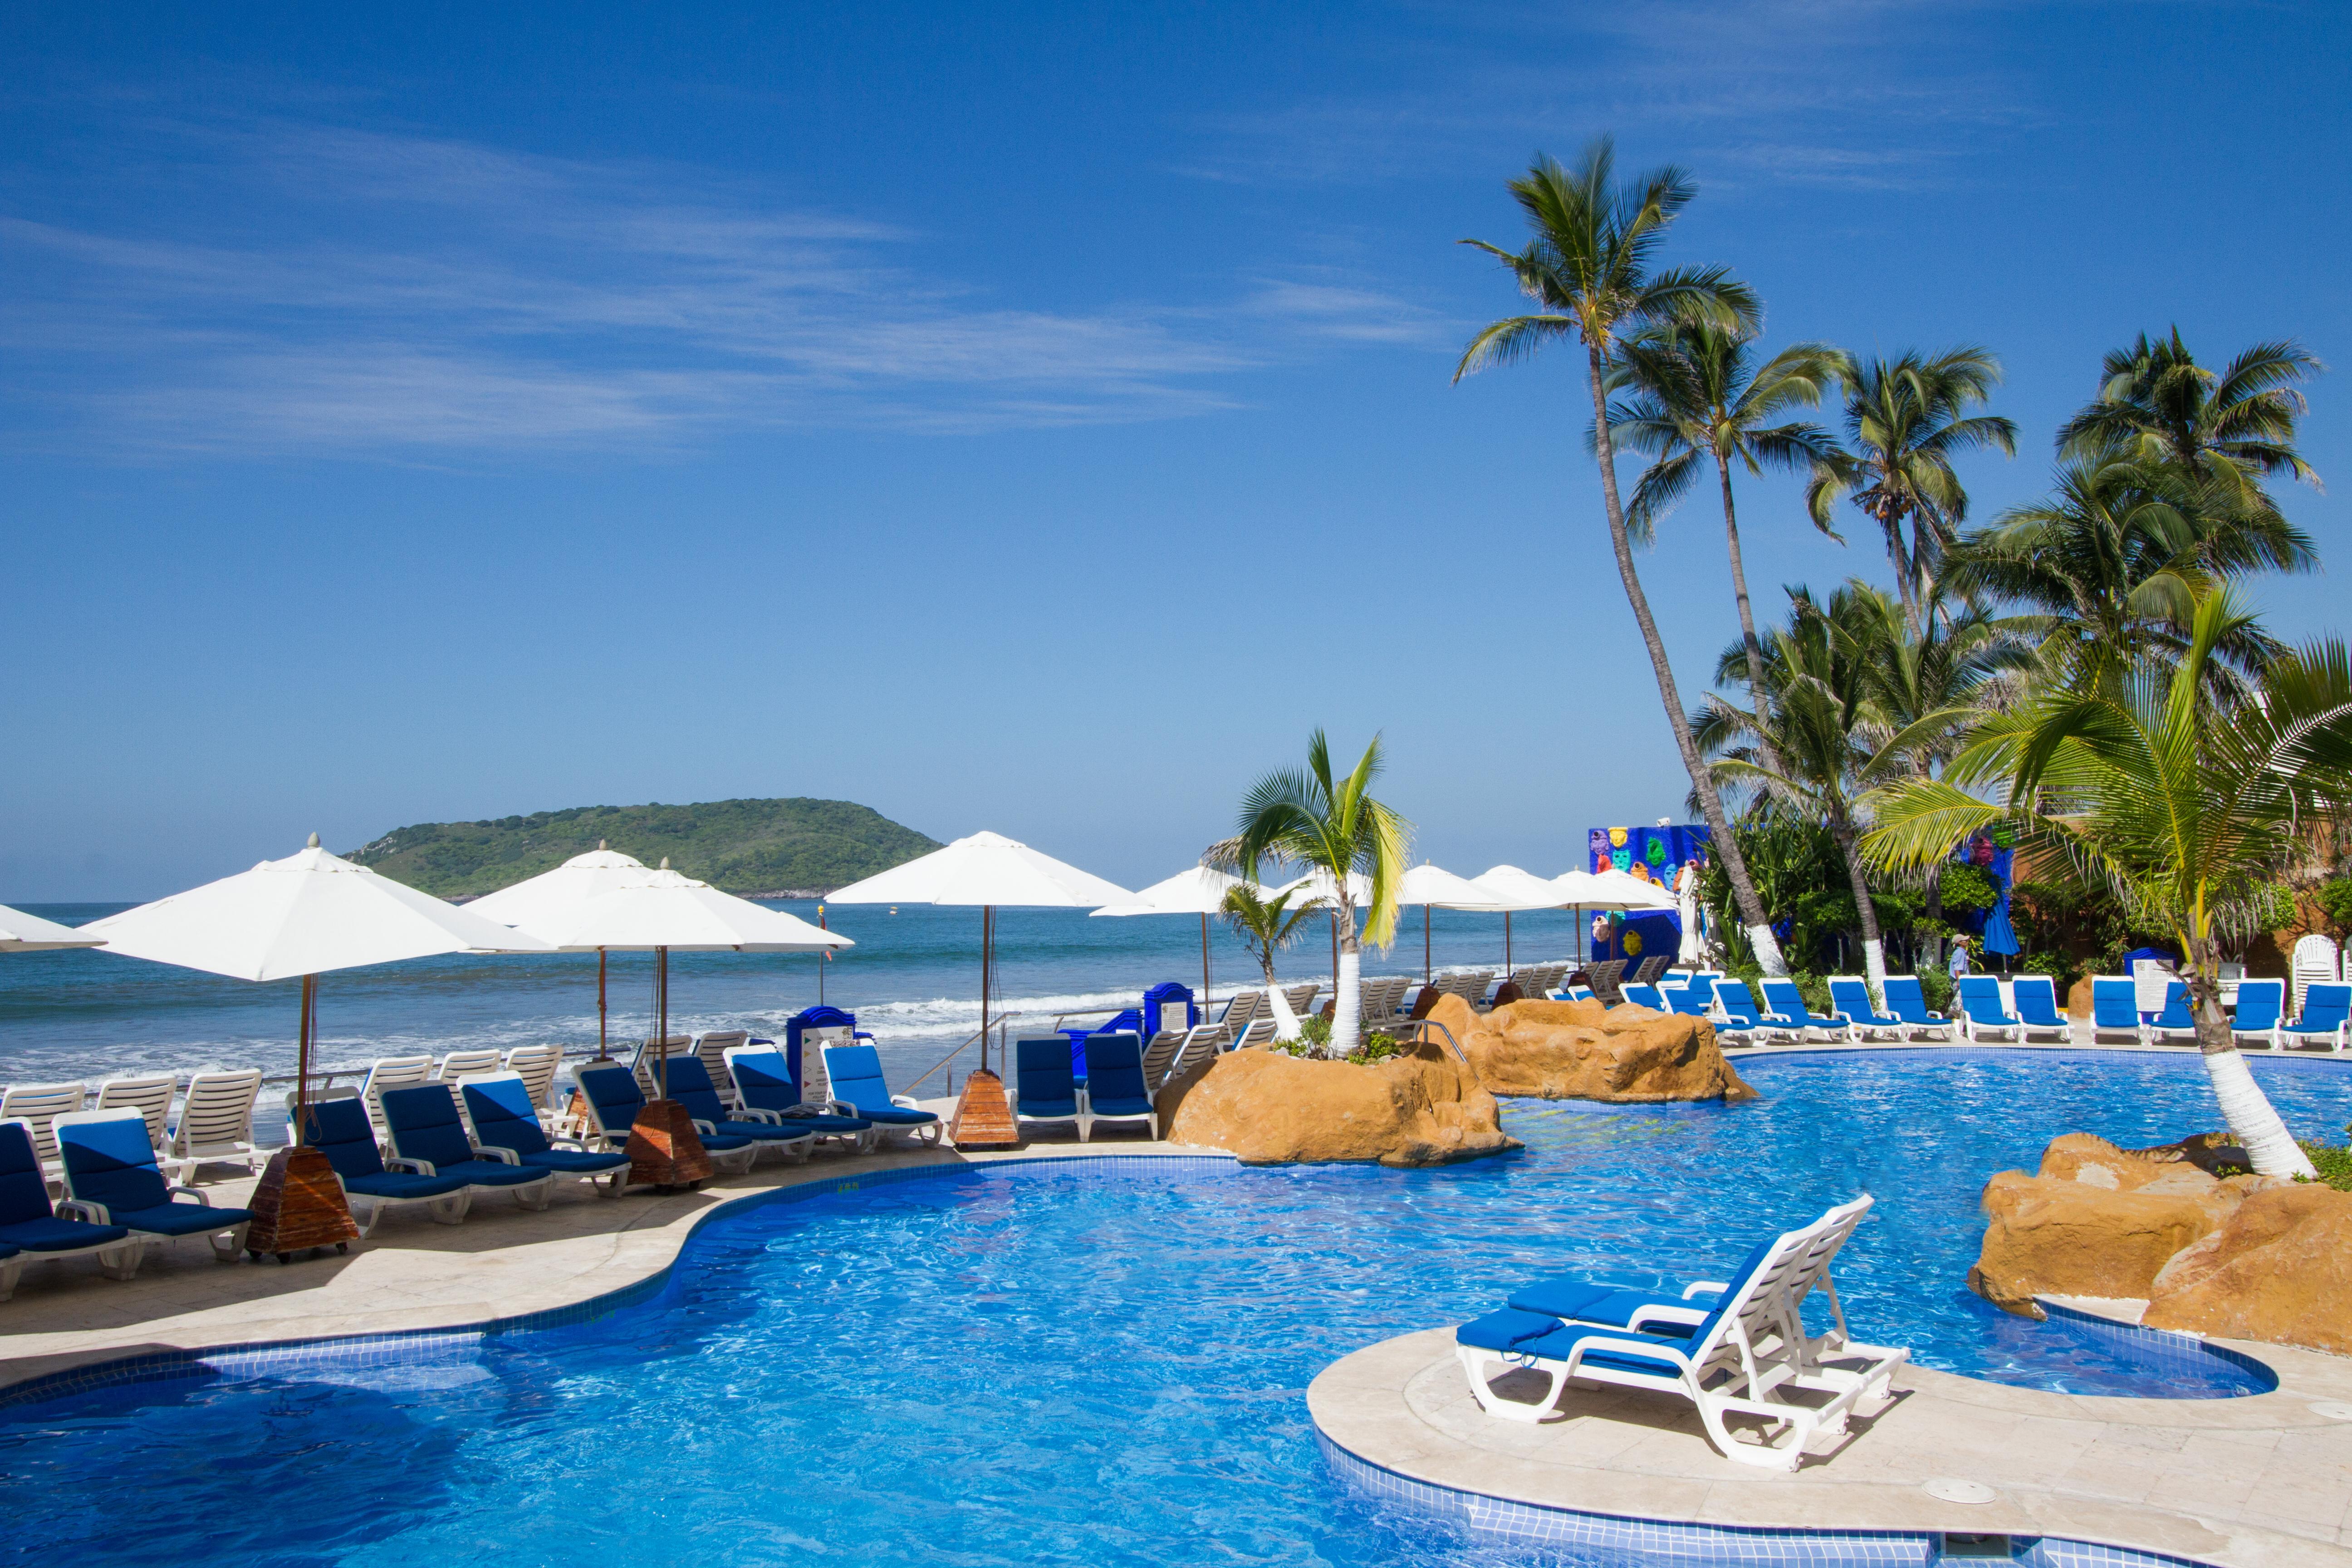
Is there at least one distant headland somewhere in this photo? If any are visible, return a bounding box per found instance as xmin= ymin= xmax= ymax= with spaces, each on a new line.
xmin=346 ymin=798 xmax=940 ymax=900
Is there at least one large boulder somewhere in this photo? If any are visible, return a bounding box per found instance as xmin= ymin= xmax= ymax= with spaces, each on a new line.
xmin=1967 ymin=1134 xmax=2253 ymax=1316
xmin=1158 ymin=1035 xmax=1518 ymax=1167
xmin=2143 ymin=1183 xmax=2352 ymax=1354
xmin=1426 ymin=995 xmax=1756 ymax=1103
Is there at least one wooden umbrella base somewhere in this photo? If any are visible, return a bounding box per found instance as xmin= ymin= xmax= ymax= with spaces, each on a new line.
xmin=245 ymin=1145 xmax=362 ymax=1261
xmin=949 ymin=1068 xmax=1018 ymax=1149
xmin=627 ymin=1099 xmax=713 ymax=1189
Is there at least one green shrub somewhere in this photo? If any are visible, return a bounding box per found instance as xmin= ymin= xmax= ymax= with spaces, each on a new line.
xmin=2318 ymin=879 xmax=2352 ymax=936
xmin=2021 ymin=950 xmax=2078 ymax=993
xmin=1350 ymin=1033 xmax=1401 ymax=1064
xmin=2299 ymin=1132 xmax=2352 ymax=1191
xmin=1938 ymin=863 xmax=2001 ymax=915
xmin=1917 ymin=969 xmax=1955 ymax=1014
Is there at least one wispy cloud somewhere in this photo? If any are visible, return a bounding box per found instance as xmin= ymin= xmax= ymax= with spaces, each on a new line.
xmin=0 ymin=117 xmax=1436 ymax=456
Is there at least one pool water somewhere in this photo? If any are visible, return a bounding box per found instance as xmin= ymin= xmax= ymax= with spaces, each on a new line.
xmin=1 ymin=1049 xmax=2342 ymax=1568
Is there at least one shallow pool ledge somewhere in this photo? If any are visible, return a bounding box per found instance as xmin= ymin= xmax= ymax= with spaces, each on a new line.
xmin=1307 ymin=1327 xmax=2352 ymax=1568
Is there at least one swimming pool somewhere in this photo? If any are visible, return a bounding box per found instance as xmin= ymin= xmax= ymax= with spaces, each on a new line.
xmin=1 ymin=1049 xmax=2340 ymax=1568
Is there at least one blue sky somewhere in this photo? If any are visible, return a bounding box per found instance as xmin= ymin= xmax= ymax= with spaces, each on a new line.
xmin=4 ymin=1 xmax=2346 ymax=901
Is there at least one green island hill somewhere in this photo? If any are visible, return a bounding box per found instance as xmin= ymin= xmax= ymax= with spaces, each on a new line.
xmin=345 ymin=798 xmax=940 ymax=900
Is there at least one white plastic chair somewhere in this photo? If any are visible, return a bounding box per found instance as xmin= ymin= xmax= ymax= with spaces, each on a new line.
xmin=501 ymin=1044 xmax=563 ymax=1117
xmin=358 ymin=1055 xmax=435 ymax=1140
xmin=2291 ymin=933 xmax=2341 ymax=1019
xmin=94 ymin=1073 xmax=178 ymax=1153
xmin=0 ymin=1082 xmax=89 ymax=1191
xmin=434 ymin=1049 xmax=504 ymax=1084
xmin=170 ymin=1068 xmax=265 ymax=1177
xmin=691 ymin=1031 xmax=751 ymax=1109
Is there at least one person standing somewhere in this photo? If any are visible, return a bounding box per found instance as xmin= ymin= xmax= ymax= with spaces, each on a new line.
xmin=1674 ymin=858 xmax=1704 ymax=963
xmin=1947 ymin=934 xmax=1972 ymax=981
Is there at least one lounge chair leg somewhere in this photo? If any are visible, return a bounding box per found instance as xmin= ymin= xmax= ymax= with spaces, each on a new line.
xmin=98 ymin=1241 xmax=145 ymax=1282
xmin=0 ymin=1256 xmax=18 ymax=1301
xmin=517 ymin=1181 xmax=553 ymax=1212
xmin=1456 ymin=1347 xmax=1565 ymax=1423
xmin=212 ymin=1222 xmax=250 ymax=1263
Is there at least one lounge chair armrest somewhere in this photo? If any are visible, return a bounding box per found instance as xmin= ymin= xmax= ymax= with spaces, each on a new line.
xmin=473 ymin=1145 xmax=521 ymax=1165
xmin=1682 ymin=1280 xmax=1728 ymax=1298
xmin=691 ymin=1119 xmax=719 ymax=1135
xmin=167 ymin=1186 xmax=215 ymax=1206
xmin=386 ymin=1156 xmax=437 ymax=1175
xmin=821 ymin=1099 xmax=859 ymax=1117
xmin=547 ymin=1134 xmax=593 ymax=1152
xmin=58 ymin=1199 xmax=108 ymax=1223
xmin=733 ymin=1107 xmax=785 ymax=1125
xmin=891 ymin=1095 xmax=923 ymax=1111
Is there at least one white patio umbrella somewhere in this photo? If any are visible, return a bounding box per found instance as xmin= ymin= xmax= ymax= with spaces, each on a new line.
xmin=1089 ymin=865 xmax=1245 ymax=1006
xmin=513 ymin=860 xmax=851 ymax=1097
xmin=1553 ymin=868 xmax=1677 ymax=965
xmin=0 ymin=902 xmax=106 ymax=952
xmin=1396 ymin=863 xmax=1502 ymax=983
xmin=1260 ymin=868 xmax=1374 ymax=994
xmin=827 ymin=830 xmax=1133 ymax=1074
xmin=80 ymin=834 xmax=557 ymax=1258
xmin=466 ymin=843 xmax=651 ymax=1058
xmin=1471 ymin=865 xmax=1572 ymax=976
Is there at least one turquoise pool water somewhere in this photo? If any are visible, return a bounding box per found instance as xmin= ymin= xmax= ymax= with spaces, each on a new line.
xmin=0 ymin=1049 xmax=2340 ymax=1568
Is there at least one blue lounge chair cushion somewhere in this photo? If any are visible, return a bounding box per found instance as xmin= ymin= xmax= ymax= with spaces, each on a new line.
xmin=775 ymin=1112 xmax=874 ymax=1135
xmin=109 ymin=1201 xmax=255 ymax=1237
xmin=2091 ymin=980 xmax=2142 ymax=1028
xmin=297 ymin=1097 xmax=394 ymax=1179
xmin=1505 ymin=1278 xmax=1711 ymax=1333
xmin=818 ymin=1043 xmax=940 ymax=1124
xmin=379 ymin=1084 xmax=486 ymax=1170
xmin=1083 ymin=1035 xmax=1154 ymax=1116
xmin=343 ymin=1169 xmax=471 ymax=1200
xmin=0 ymin=1121 xmax=64 ymax=1229
xmin=1882 ymin=977 xmax=1944 ymax=1025
xmin=0 ymin=1214 xmax=132 ymax=1252
xmin=2011 ymin=978 xmax=2068 ymax=1027
xmin=1088 ymin=1095 xmax=1155 ymax=1117
xmin=516 ymin=1149 xmax=628 ymax=1175
xmin=1828 ymin=980 xmax=1901 ymax=1028
xmin=462 ymin=1077 xmax=558 ymax=1157
xmin=56 ymin=1114 xmax=173 ymax=1215
xmin=1485 ymin=1319 xmax=1690 ymax=1380
xmin=658 ymin=1057 xmax=860 ymax=1139
xmin=1456 ymin=1306 xmax=1569 ymax=1353
xmin=2232 ymin=981 xmax=2283 ymax=1032
xmin=1018 ymin=1097 xmax=1081 ymax=1119
xmin=1015 ymin=1038 xmax=1080 ymax=1118
xmin=2151 ymin=981 xmax=2195 ymax=1030
xmin=1956 ymin=976 xmax=2019 ymax=1025
xmin=438 ymin=1159 xmax=551 ymax=1187
xmin=848 ymin=1104 xmax=938 ymax=1126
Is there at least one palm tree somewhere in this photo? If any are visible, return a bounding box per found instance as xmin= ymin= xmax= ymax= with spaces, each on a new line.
xmin=1217 ymin=883 xmax=1319 ymax=1041
xmin=1454 ymin=137 xmax=1789 ymax=976
xmin=1806 ymin=349 xmax=2018 ymax=635
xmin=1946 ymin=451 xmax=2314 ymax=696
xmin=1695 ymin=585 xmax=1905 ymax=996
xmin=1606 ymin=318 xmax=1844 ymax=789
xmin=1863 ymin=589 xmax=2352 ymax=1177
xmin=1227 ymin=730 xmax=1409 ymax=1058
xmin=2058 ymin=330 xmax=2323 ymax=514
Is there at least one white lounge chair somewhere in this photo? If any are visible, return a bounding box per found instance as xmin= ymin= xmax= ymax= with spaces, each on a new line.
xmin=501 ymin=1044 xmax=564 ymax=1120
xmin=170 ymin=1068 xmax=264 ymax=1178
xmin=93 ymin=1073 xmax=179 ymax=1164
xmin=358 ymin=1055 xmax=435 ymax=1141
xmin=1280 ymin=982 xmax=1320 ymax=1019
xmin=434 ymin=1049 xmax=505 ymax=1084
xmin=1216 ymin=990 xmax=1264 ymax=1033
xmin=631 ymin=1037 xmax=696 ymax=1101
xmin=54 ymin=1109 xmax=254 ymax=1264
xmin=1456 ymin=1200 xmax=1907 ymax=1470
xmin=691 ymin=1031 xmax=752 ymax=1108
xmin=2008 ymin=975 xmax=2075 ymax=1044
xmin=2291 ymin=932 xmax=2340 ymax=1019
xmin=0 ymin=1082 xmax=87 ymax=1192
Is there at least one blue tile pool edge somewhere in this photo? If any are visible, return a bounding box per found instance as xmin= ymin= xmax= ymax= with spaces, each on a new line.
xmin=0 ymin=1149 xmax=1242 ymax=1411
xmin=1313 ymin=1426 xmax=2223 ymax=1568
xmin=2035 ymin=1301 xmax=2278 ymax=1393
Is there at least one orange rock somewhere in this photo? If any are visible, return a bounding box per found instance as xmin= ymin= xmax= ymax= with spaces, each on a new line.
xmin=2143 ymin=1183 xmax=2352 ymax=1354
xmin=1966 ymin=1135 xmax=2245 ymax=1316
xmin=1426 ymin=995 xmax=1755 ymax=1103
xmin=1158 ymin=1035 xmax=1518 ymax=1168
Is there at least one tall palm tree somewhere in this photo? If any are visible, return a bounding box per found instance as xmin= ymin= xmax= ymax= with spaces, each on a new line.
xmin=1218 ymin=883 xmax=1319 ymax=1041
xmin=1606 ymin=317 xmax=1844 ymax=793
xmin=1228 ymin=730 xmax=1408 ymax=1058
xmin=1864 ymin=589 xmax=2352 ymax=1177
xmin=1454 ymin=137 xmax=1789 ymax=976
xmin=1806 ymin=349 xmax=2017 ymax=635
xmin=2058 ymin=330 xmax=2323 ymax=514
xmin=1695 ymin=585 xmax=1906 ymax=995
xmin=1945 ymin=451 xmax=2314 ymax=696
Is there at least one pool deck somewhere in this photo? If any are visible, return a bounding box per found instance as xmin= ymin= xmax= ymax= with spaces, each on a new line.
xmin=1309 ymin=1312 xmax=2352 ymax=1568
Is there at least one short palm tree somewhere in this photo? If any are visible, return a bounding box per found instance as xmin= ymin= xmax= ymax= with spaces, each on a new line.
xmin=1217 ymin=883 xmax=1320 ymax=1040
xmin=1455 ymin=137 xmax=1790 ymax=976
xmin=2058 ymin=330 xmax=2323 ymax=514
xmin=1607 ymin=317 xmax=1844 ymax=795
xmin=1947 ymin=451 xmax=2313 ymax=695
xmin=1227 ymin=730 xmax=1408 ymax=1058
xmin=1806 ymin=349 xmax=2018 ymax=635
xmin=1862 ymin=589 xmax=2352 ymax=1177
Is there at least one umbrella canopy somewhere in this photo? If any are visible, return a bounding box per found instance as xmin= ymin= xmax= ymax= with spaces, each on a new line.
xmin=828 ymin=830 xmax=1134 ymax=909
xmin=1396 ymin=864 xmax=1504 ymax=910
xmin=83 ymin=838 xmax=554 ymax=981
xmin=1559 ymin=868 xmax=1677 ymax=910
xmin=1260 ymin=868 xmax=1373 ymax=907
xmin=1089 ymin=866 xmax=1244 ymax=918
xmin=464 ymin=844 xmax=653 ymax=931
xmin=529 ymin=865 xmax=850 ymax=953
xmin=0 ymin=902 xmax=105 ymax=953
xmin=1472 ymin=866 xmax=1571 ymax=978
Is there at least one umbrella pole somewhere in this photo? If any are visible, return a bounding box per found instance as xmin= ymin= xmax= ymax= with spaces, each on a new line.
xmin=980 ymin=905 xmax=993 ymax=1074
xmin=1329 ymin=911 xmax=1337 ymax=995
xmin=295 ymin=972 xmax=314 ymax=1146
xmin=1200 ymin=912 xmax=1210 ymax=1009
xmin=1424 ymin=905 xmax=1431 ymax=984
xmin=657 ymin=945 xmax=669 ymax=1099
xmin=598 ymin=948 xmax=608 ymax=1059
xmin=1505 ymin=912 xmax=1513 ymax=977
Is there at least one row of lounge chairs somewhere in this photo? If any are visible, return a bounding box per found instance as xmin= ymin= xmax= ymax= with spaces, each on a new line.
xmin=1455 ymin=1196 xmax=1908 ymax=1469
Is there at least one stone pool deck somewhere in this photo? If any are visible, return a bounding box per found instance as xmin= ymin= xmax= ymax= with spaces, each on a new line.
xmin=1310 ymin=1313 xmax=2352 ymax=1568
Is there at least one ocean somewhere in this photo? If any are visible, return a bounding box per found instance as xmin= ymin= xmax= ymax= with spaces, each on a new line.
xmin=0 ymin=901 xmax=1594 ymax=1127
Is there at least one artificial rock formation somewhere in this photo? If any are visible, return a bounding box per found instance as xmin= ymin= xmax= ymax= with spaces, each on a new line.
xmin=1425 ymin=995 xmax=1757 ymax=1103
xmin=1158 ymin=1034 xmax=1518 ymax=1168
xmin=1968 ymin=1132 xmax=2352 ymax=1355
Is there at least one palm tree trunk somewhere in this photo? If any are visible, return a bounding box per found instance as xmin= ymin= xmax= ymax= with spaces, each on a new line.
xmin=1716 ymin=450 xmax=1793 ymax=786
xmin=1585 ymin=344 xmax=1786 ymax=975
xmin=1332 ymin=896 xmax=1363 ymax=1058
xmin=1831 ymin=818 xmax=1888 ymax=1001
xmin=1878 ymin=505 xmax=1920 ymax=638
xmin=2186 ymin=943 xmax=2315 ymax=1177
